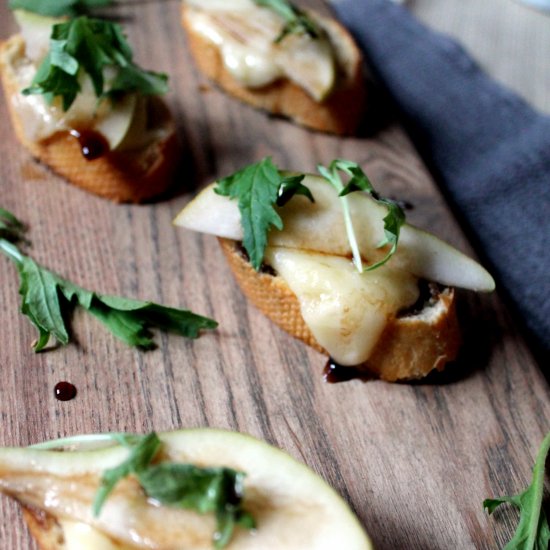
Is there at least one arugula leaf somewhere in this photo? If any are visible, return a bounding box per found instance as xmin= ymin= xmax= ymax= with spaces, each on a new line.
xmin=0 ymin=209 xmax=217 ymax=352
xmin=94 ymin=432 xmax=255 ymax=549
xmin=214 ymin=157 xmax=314 ymax=271
xmin=317 ymin=159 xmax=406 ymax=273
xmin=93 ymin=432 xmax=161 ymax=515
xmin=0 ymin=208 xmax=26 ymax=243
xmin=484 ymin=431 xmax=550 ymax=550
xmin=23 ymin=16 xmax=168 ymax=110
xmin=253 ymin=0 xmax=320 ymax=43
xmin=9 ymin=0 xmax=112 ymax=17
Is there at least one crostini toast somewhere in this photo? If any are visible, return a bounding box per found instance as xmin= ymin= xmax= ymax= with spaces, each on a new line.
xmin=175 ymin=160 xmax=494 ymax=381
xmin=0 ymin=16 xmax=179 ymax=202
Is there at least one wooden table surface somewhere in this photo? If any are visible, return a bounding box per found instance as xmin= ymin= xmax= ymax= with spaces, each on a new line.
xmin=1 ymin=1 xmax=549 ymax=548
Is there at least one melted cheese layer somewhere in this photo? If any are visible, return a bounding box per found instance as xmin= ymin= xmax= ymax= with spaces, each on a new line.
xmin=265 ymin=247 xmax=419 ymax=365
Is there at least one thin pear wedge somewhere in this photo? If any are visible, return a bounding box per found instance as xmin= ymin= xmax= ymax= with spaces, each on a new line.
xmin=174 ymin=174 xmax=495 ymax=292
xmin=0 ymin=429 xmax=373 ymax=550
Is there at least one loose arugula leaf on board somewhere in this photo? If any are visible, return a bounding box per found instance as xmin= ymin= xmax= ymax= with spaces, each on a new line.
xmin=23 ymin=16 xmax=168 ymax=110
xmin=93 ymin=432 xmax=255 ymax=549
xmin=87 ymin=296 xmax=217 ymax=349
xmin=0 ymin=208 xmax=26 ymax=243
xmin=0 ymin=208 xmax=217 ymax=351
xmin=484 ymin=431 xmax=550 ymax=550
xmin=9 ymin=0 xmax=112 ymax=17
xmin=253 ymin=0 xmax=320 ymax=43
xmin=318 ymin=159 xmax=406 ymax=273
xmin=214 ymin=157 xmax=314 ymax=271
xmin=17 ymin=254 xmax=71 ymax=351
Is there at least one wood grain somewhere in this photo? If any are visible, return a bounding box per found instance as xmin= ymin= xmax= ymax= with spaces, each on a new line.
xmin=0 ymin=1 xmax=549 ymax=549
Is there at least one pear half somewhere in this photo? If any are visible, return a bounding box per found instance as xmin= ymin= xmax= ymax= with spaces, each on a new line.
xmin=174 ymin=174 xmax=495 ymax=292
xmin=0 ymin=429 xmax=372 ymax=550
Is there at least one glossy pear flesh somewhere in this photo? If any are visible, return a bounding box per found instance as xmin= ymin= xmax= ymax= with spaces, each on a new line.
xmin=174 ymin=175 xmax=495 ymax=292
xmin=0 ymin=429 xmax=372 ymax=550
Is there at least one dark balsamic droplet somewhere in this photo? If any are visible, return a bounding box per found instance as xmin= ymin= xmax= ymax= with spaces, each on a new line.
xmin=54 ymin=381 xmax=77 ymax=401
xmin=389 ymin=196 xmax=414 ymax=211
xmin=323 ymin=359 xmax=372 ymax=384
xmin=70 ymin=129 xmax=109 ymax=160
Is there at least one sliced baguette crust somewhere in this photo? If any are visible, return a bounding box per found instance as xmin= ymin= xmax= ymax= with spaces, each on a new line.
xmin=0 ymin=35 xmax=179 ymax=203
xmin=181 ymin=5 xmax=367 ymax=135
xmin=219 ymin=238 xmax=461 ymax=382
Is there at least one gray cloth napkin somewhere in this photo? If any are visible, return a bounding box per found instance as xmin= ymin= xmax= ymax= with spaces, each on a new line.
xmin=330 ymin=0 xmax=550 ymax=356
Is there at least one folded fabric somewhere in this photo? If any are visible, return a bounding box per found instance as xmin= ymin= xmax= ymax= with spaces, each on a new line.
xmin=329 ymin=0 xmax=550 ymax=355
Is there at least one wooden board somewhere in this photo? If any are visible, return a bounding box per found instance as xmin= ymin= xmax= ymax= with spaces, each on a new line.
xmin=0 ymin=1 xmax=548 ymax=548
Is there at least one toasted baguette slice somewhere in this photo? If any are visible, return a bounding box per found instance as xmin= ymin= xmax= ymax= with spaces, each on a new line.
xmin=0 ymin=35 xmax=179 ymax=203
xmin=181 ymin=4 xmax=367 ymax=135
xmin=219 ymin=238 xmax=462 ymax=382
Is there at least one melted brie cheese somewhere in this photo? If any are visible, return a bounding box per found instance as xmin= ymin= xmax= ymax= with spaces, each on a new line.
xmin=265 ymin=247 xmax=419 ymax=365
xmin=185 ymin=0 xmax=336 ymax=101
xmin=189 ymin=11 xmax=281 ymax=88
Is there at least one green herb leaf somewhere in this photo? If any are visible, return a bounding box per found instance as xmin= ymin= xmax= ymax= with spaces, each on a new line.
xmin=253 ymin=0 xmax=320 ymax=43
xmin=23 ymin=16 xmax=168 ymax=110
xmin=17 ymin=254 xmax=71 ymax=351
xmin=214 ymin=157 xmax=314 ymax=271
xmin=9 ymin=0 xmax=112 ymax=17
xmin=0 ymin=209 xmax=217 ymax=351
xmin=93 ymin=432 xmax=161 ymax=515
xmin=318 ymin=159 xmax=406 ymax=273
xmin=93 ymin=432 xmax=255 ymax=549
xmin=87 ymin=297 xmax=217 ymax=349
xmin=484 ymin=431 xmax=550 ymax=550
xmin=0 ymin=208 xmax=26 ymax=243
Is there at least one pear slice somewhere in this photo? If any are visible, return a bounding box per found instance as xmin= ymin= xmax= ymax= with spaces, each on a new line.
xmin=92 ymin=93 xmax=138 ymax=152
xmin=13 ymin=9 xmax=63 ymax=63
xmin=174 ymin=175 xmax=495 ymax=292
xmin=0 ymin=429 xmax=372 ymax=550
xmin=277 ymin=33 xmax=336 ymax=102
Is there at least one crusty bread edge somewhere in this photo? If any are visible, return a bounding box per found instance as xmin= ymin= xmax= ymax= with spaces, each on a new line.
xmin=0 ymin=35 xmax=180 ymax=203
xmin=219 ymin=238 xmax=462 ymax=382
xmin=181 ymin=5 xmax=367 ymax=135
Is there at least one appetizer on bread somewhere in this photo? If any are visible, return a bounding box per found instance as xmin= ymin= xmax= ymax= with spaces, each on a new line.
xmin=175 ymin=158 xmax=495 ymax=382
xmin=181 ymin=0 xmax=366 ymax=135
xmin=0 ymin=11 xmax=179 ymax=202
xmin=0 ymin=430 xmax=372 ymax=549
